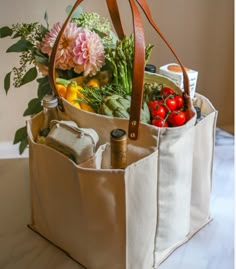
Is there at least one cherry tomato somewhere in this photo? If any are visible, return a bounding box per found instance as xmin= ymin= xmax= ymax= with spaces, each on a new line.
xmin=157 ymin=99 xmax=169 ymax=113
xmin=171 ymin=111 xmax=186 ymax=126
xmin=167 ymin=112 xmax=175 ymax=125
xmin=152 ymin=118 xmax=169 ymax=127
xmin=151 ymin=105 xmax=166 ymax=119
xmin=165 ymin=97 xmax=177 ymax=111
xmin=174 ymin=95 xmax=184 ymax=109
xmin=161 ymin=86 xmax=175 ymax=97
xmin=148 ymin=100 xmax=159 ymax=111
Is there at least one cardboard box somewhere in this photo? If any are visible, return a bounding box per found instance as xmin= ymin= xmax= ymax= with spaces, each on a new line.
xmin=159 ymin=63 xmax=198 ymax=98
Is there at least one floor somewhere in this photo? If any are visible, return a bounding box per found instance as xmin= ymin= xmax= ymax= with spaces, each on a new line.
xmin=0 ymin=128 xmax=234 ymax=269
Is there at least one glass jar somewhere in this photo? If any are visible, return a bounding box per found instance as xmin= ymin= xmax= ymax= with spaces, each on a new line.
xmin=110 ymin=129 xmax=127 ymax=169
xmin=39 ymin=95 xmax=59 ymax=137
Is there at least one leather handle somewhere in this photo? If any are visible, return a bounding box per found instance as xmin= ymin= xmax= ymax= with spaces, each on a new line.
xmin=48 ymin=0 xmax=146 ymax=139
xmin=48 ymin=0 xmax=124 ymax=101
xmin=48 ymin=0 xmax=193 ymax=141
xmin=106 ymin=0 xmax=125 ymax=40
xmin=127 ymin=0 xmax=145 ymax=139
xmin=128 ymin=0 xmax=194 ymax=135
xmin=48 ymin=0 xmax=83 ymax=109
xmin=135 ymin=0 xmax=190 ymax=96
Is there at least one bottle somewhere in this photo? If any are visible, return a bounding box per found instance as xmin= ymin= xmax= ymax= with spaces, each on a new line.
xmin=110 ymin=129 xmax=127 ymax=169
xmin=38 ymin=95 xmax=59 ymax=139
xmin=145 ymin=64 xmax=156 ymax=73
xmin=193 ymin=97 xmax=205 ymax=124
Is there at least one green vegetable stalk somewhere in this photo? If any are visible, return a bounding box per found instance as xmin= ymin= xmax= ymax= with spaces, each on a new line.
xmin=106 ymin=34 xmax=154 ymax=95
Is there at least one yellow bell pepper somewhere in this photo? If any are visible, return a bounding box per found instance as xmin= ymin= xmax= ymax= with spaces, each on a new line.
xmin=86 ymin=78 xmax=100 ymax=88
xmin=66 ymin=81 xmax=82 ymax=109
xmin=55 ymin=78 xmax=71 ymax=98
xmin=55 ymin=83 xmax=67 ymax=98
xmin=65 ymin=81 xmax=95 ymax=112
xmin=69 ymin=76 xmax=84 ymax=86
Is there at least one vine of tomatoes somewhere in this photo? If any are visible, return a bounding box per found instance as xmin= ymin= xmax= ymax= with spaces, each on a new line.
xmin=148 ymin=86 xmax=186 ymax=128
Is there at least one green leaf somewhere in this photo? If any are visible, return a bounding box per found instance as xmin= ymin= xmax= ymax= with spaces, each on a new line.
xmin=0 ymin=26 xmax=13 ymax=38
xmin=92 ymin=29 xmax=107 ymax=38
xmin=19 ymin=138 xmax=28 ymax=155
xmin=33 ymin=47 xmax=48 ymax=62
xmin=44 ymin=11 xmax=49 ymax=29
xmin=66 ymin=5 xmax=83 ymax=18
xmin=13 ymin=126 xmax=28 ymax=155
xmin=37 ymin=76 xmax=48 ymax=84
xmin=37 ymin=76 xmax=52 ymax=98
xmin=34 ymin=55 xmax=48 ymax=65
xmin=12 ymin=32 xmax=21 ymax=39
xmin=21 ymin=67 xmax=38 ymax=85
xmin=40 ymin=24 xmax=48 ymax=36
xmin=4 ymin=72 xmax=11 ymax=94
xmin=23 ymin=98 xmax=42 ymax=116
xmin=6 ymin=39 xmax=33 ymax=52
xmin=13 ymin=126 xmax=27 ymax=144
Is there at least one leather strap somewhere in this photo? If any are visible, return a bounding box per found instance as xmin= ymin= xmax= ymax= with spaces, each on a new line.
xmin=135 ymin=0 xmax=194 ymax=120
xmin=106 ymin=0 xmax=125 ymax=40
xmin=48 ymin=0 xmax=124 ymax=101
xmin=127 ymin=0 xmax=145 ymax=139
xmin=135 ymin=0 xmax=190 ymax=96
xmin=48 ymin=0 xmax=193 ymax=140
xmin=48 ymin=0 xmax=84 ymax=111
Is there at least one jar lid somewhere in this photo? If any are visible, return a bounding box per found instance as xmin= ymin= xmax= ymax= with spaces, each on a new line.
xmin=42 ymin=95 xmax=58 ymax=108
xmin=111 ymin=129 xmax=127 ymax=139
xmin=145 ymin=64 xmax=156 ymax=73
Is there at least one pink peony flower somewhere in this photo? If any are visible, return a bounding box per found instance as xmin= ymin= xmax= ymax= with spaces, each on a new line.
xmin=73 ymin=29 xmax=105 ymax=77
xmin=40 ymin=22 xmax=80 ymax=70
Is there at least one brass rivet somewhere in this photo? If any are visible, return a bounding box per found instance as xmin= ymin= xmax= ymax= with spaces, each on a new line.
xmin=131 ymin=121 xmax=137 ymax=126
xmin=130 ymin=132 xmax=136 ymax=138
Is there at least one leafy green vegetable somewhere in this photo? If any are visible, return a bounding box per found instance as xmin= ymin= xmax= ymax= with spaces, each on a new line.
xmin=106 ymin=35 xmax=154 ymax=95
xmin=77 ymin=83 xmax=126 ymax=112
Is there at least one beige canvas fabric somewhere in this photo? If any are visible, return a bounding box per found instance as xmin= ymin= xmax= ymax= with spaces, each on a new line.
xmin=153 ymin=93 xmax=217 ymax=267
xmin=190 ymin=94 xmax=218 ymax=232
xmin=27 ymin=112 xmax=159 ymax=269
xmin=27 ymin=74 xmax=217 ymax=268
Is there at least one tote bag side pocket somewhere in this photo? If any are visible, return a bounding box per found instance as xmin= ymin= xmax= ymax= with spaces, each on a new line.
xmin=190 ymin=94 xmax=218 ymax=233
xmin=154 ymin=117 xmax=196 ymax=266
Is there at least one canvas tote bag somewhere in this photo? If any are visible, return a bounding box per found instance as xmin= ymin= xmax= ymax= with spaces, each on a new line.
xmin=132 ymin=2 xmax=218 ymax=266
xmin=27 ymin=0 xmax=217 ymax=268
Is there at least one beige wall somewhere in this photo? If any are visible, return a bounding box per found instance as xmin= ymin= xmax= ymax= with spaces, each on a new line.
xmin=0 ymin=0 xmax=234 ymax=142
